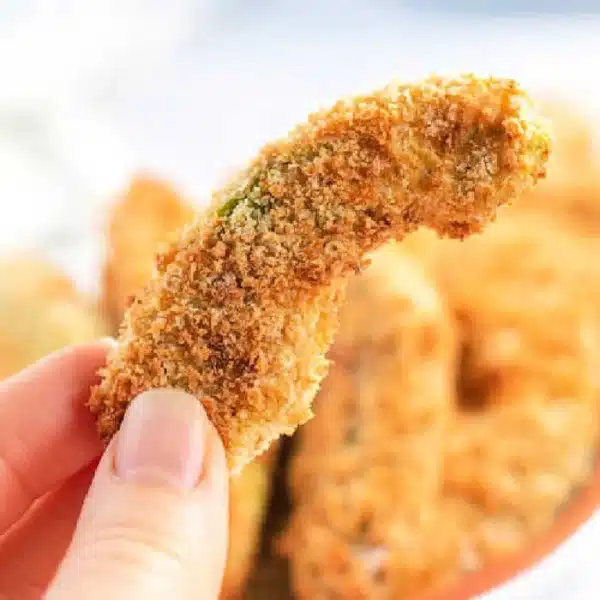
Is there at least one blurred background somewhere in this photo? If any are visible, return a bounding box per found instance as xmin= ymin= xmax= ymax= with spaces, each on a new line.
xmin=1 ymin=1 xmax=600 ymax=599
xmin=1 ymin=0 xmax=599 ymax=291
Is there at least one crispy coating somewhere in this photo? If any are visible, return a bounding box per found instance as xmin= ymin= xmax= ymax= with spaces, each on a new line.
xmin=406 ymin=101 xmax=600 ymax=274
xmin=0 ymin=256 xmax=106 ymax=380
xmin=435 ymin=214 xmax=600 ymax=561
xmin=102 ymin=176 xmax=195 ymax=330
xmin=89 ymin=75 xmax=550 ymax=473
xmin=98 ymin=182 xmax=274 ymax=599
xmin=439 ymin=213 xmax=600 ymax=413
xmin=398 ymin=210 xmax=600 ymax=578
xmin=282 ymin=214 xmax=600 ymax=598
xmin=282 ymin=246 xmax=459 ymax=598
xmin=442 ymin=396 xmax=599 ymax=565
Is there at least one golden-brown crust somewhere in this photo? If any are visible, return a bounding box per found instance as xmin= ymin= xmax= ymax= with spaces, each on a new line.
xmin=101 ymin=175 xmax=195 ymax=330
xmin=282 ymin=246 xmax=459 ymax=599
xmin=438 ymin=213 xmax=600 ymax=412
xmin=283 ymin=214 xmax=600 ymax=598
xmin=99 ymin=176 xmax=273 ymax=598
xmin=89 ymin=75 xmax=550 ymax=473
xmin=435 ymin=214 xmax=600 ymax=553
xmin=0 ymin=255 xmax=106 ymax=380
xmin=427 ymin=104 xmax=600 ymax=563
xmin=401 ymin=212 xmax=600 ymax=581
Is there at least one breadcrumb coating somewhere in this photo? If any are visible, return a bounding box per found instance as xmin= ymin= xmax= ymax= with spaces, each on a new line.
xmin=440 ymin=213 xmax=600 ymax=412
xmin=437 ymin=214 xmax=600 ymax=544
xmin=282 ymin=214 xmax=600 ymax=598
xmin=102 ymin=176 xmax=195 ymax=330
xmin=403 ymin=211 xmax=600 ymax=581
xmin=89 ymin=74 xmax=550 ymax=472
xmin=98 ymin=178 xmax=274 ymax=598
xmin=282 ymin=246 xmax=459 ymax=598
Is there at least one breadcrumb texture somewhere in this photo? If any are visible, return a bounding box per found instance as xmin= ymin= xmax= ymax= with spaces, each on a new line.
xmin=98 ymin=177 xmax=275 ymax=598
xmin=89 ymin=74 xmax=550 ymax=473
xmin=282 ymin=216 xmax=600 ymax=598
xmin=0 ymin=256 xmax=106 ymax=380
xmin=437 ymin=214 xmax=600 ymax=554
xmin=102 ymin=175 xmax=195 ymax=330
xmin=281 ymin=246 xmax=459 ymax=599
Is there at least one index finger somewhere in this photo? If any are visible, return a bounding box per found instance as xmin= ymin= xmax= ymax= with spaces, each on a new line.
xmin=0 ymin=340 xmax=111 ymax=534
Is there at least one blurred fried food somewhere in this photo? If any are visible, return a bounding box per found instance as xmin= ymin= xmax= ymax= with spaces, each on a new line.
xmin=0 ymin=256 xmax=106 ymax=379
xmin=282 ymin=246 xmax=459 ymax=598
xmin=102 ymin=175 xmax=195 ymax=329
xmin=99 ymin=176 xmax=271 ymax=599
xmin=436 ymin=214 xmax=600 ymax=566
xmin=517 ymin=100 xmax=600 ymax=234
xmin=91 ymin=100 xmax=593 ymax=598
xmin=440 ymin=214 xmax=600 ymax=412
xmin=401 ymin=101 xmax=600 ymax=584
xmin=282 ymin=195 xmax=600 ymax=597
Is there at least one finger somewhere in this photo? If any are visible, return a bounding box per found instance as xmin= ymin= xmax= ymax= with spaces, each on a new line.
xmin=47 ymin=389 xmax=229 ymax=600
xmin=0 ymin=465 xmax=96 ymax=599
xmin=0 ymin=341 xmax=111 ymax=533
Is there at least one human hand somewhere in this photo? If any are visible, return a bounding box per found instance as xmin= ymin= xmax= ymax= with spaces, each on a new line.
xmin=0 ymin=341 xmax=229 ymax=600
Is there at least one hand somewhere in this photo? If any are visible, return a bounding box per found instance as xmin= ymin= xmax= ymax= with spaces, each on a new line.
xmin=0 ymin=341 xmax=229 ymax=600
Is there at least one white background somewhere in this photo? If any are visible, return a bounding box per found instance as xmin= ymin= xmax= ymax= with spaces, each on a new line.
xmin=0 ymin=2 xmax=599 ymax=597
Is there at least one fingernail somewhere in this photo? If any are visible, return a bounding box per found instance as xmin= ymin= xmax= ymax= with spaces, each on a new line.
xmin=115 ymin=389 xmax=207 ymax=490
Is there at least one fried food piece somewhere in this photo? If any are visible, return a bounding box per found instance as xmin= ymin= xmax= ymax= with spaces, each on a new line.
xmin=442 ymin=397 xmax=598 ymax=567
xmin=0 ymin=256 xmax=106 ymax=380
xmin=89 ymin=75 xmax=550 ymax=473
xmin=99 ymin=180 xmax=274 ymax=599
xmin=282 ymin=246 xmax=460 ymax=598
xmin=405 ymin=101 xmax=598 ymax=266
xmin=521 ymin=169 xmax=600 ymax=237
xmin=283 ymin=215 xmax=600 ymax=598
xmin=436 ymin=213 xmax=600 ymax=564
xmin=440 ymin=214 xmax=600 ymax=412
xmin=102 ymin=176 xmax=195 ymax=330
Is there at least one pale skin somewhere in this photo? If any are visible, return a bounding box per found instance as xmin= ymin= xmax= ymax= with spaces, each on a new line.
xmin=0 ymin=341 xmax=229 ymax=600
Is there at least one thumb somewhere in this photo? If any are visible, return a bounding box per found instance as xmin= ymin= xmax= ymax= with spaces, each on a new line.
xmin=46 ymin=389 xmax=229 ymax=600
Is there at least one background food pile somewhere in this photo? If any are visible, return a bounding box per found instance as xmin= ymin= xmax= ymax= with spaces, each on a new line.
xmin=0 ymin=102 xmax=599 ymax=599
